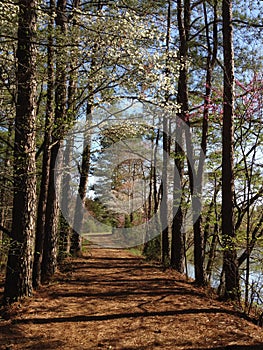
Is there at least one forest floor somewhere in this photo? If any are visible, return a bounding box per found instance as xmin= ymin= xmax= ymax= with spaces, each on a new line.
xmin=0 ymin=247 xmax=263 ymax=350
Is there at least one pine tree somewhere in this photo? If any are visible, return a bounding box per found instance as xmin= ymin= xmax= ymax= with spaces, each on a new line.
xmin=4 ymin=0 xmax=37 ymax=304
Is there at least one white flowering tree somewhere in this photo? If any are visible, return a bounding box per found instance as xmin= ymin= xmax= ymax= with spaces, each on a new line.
xmin=61 ymin=0 xmax=181 ymax=256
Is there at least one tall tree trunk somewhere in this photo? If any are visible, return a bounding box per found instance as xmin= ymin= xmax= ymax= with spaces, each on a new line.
xmin=0 ymin=122 xmax=13 ymax=263
xmin=70 ymin=0 xmax=102 ymax=256
xmin=143 ymin=125 xmax=156 ymax=250
xmin=59 ymin=0 xmax=81 ymax=258
xmin=160 ymin=0 xmax=172 ymax=266
xmin=160 ymin=116 xmax=169 ymax=265
xmin=71 ymin=103 xmax=92 ymax=256
xmin=192 ymin=0 xmax=218 ymax=286
xmin=206 ymin=178 xmax=220 ymax=283
xmin=41 ymin=0 xmax=68 ymax=283
xmin=33 ymin=0 xmax=55 ymax=289
xmin=59 ymin=137 xmax=73 ymax=257
xmin=4 ymin=0 xmax=37 ymax=304
xmin=238 ymin=116 xmax=260 ymax=309
xmin=143 ymin=128 xmax=161 ymax=260
xmin=171 ymin=0 xmax=190 ymax=273
xmin=171 ymin=126 xmax=184 ymax=272
xmin=222 ymin=0 xmax=239 ymax=300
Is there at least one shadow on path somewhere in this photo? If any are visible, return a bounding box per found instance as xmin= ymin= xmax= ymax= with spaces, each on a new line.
xmin=0 ymin=248 xmax=263 ymax=350
xmin=13 ymin=307 xmax=251 ymax=325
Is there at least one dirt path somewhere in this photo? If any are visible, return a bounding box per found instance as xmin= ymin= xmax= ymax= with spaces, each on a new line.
xmin=0 ymin=248 xmax=263 ymax=350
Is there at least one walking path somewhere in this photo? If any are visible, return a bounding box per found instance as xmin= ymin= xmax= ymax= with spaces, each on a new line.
xmin=0 ymin=248 xmax=263 ymax=349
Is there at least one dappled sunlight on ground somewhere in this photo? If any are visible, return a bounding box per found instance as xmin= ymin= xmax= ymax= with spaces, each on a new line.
xmin=0 ymin=248 xmax=263 ymax=349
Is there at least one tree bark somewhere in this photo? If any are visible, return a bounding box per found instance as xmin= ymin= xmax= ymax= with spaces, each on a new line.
xmin=160 ymin=0 xmax=172 ymax=266
xmin=70 ymin=0 xmax=103 ymax=255
xmin=41 ymin=0 xmax=68 ymax=283
xmin=192 ymin=0 xmax=218 ymax=286
xmin=206 ymin=180 xmax=220 ymax=283
xmin=143 ymin=128 xmax=161 ymax=259
xmin=59 ymin=0 xmax=81 ymax=258
xmin=221 ymin=0 xmax=239 ymax=300
xmin=71 ymin=104 xmax=92 ymax=256
xmin=33 ymin=0 xmax=55 ymax=289
xmin=171 ymin=126 xmax=184 ymax=272
xmin=160 ymin=115 xmax=169 ymax=266
xmin=0 ymin=122 xmax=13 ymax=263
xmin=4 ymin=0 xmax=37 ymax=304
xmin=59 ymin=137 xmax=73 ymax=257
xmin=171 ymin=0 xmax=190 ymax=273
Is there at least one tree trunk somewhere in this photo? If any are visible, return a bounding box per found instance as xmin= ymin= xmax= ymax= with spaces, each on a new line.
xmin=59 ymin=0 xmax=80 ymax=258
xmin=221 ymin=0 xmax=239 ymax=300
xmin=59 ymin=137 xmax=73 ymax=258
xmin=192 ymin=0 xmax=218 ymax=286
xmin=0 ymin=122 xmax=13 ymax=264
xmin=171 ymin=127 xmax=184 ymax=273
xmin=33 ymin=0 xmax=55 ymax=289
xmin=206 ymin=185 xmax=220 ymax=283
xmin=143 ymin=128 xmax=161 ymax=260
xmin=171 ymin=0 xmax=190 ymax=273
xmin=71 ymin=103 xmax=92 ymax=256
xmin=41 ymin=0 xmax=68 ymax=283
xmin=41 ymin=142 xmax=62 ymax=283
xmin=70 ymin=0 xmax=103 ymax=255
xmin=160 ymin=0 xmax=172 ymax=266
xmin=4 ymin=0 xmax=37 ymax=304
xmin=160 ymin=115 xmax=169 ymax=266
